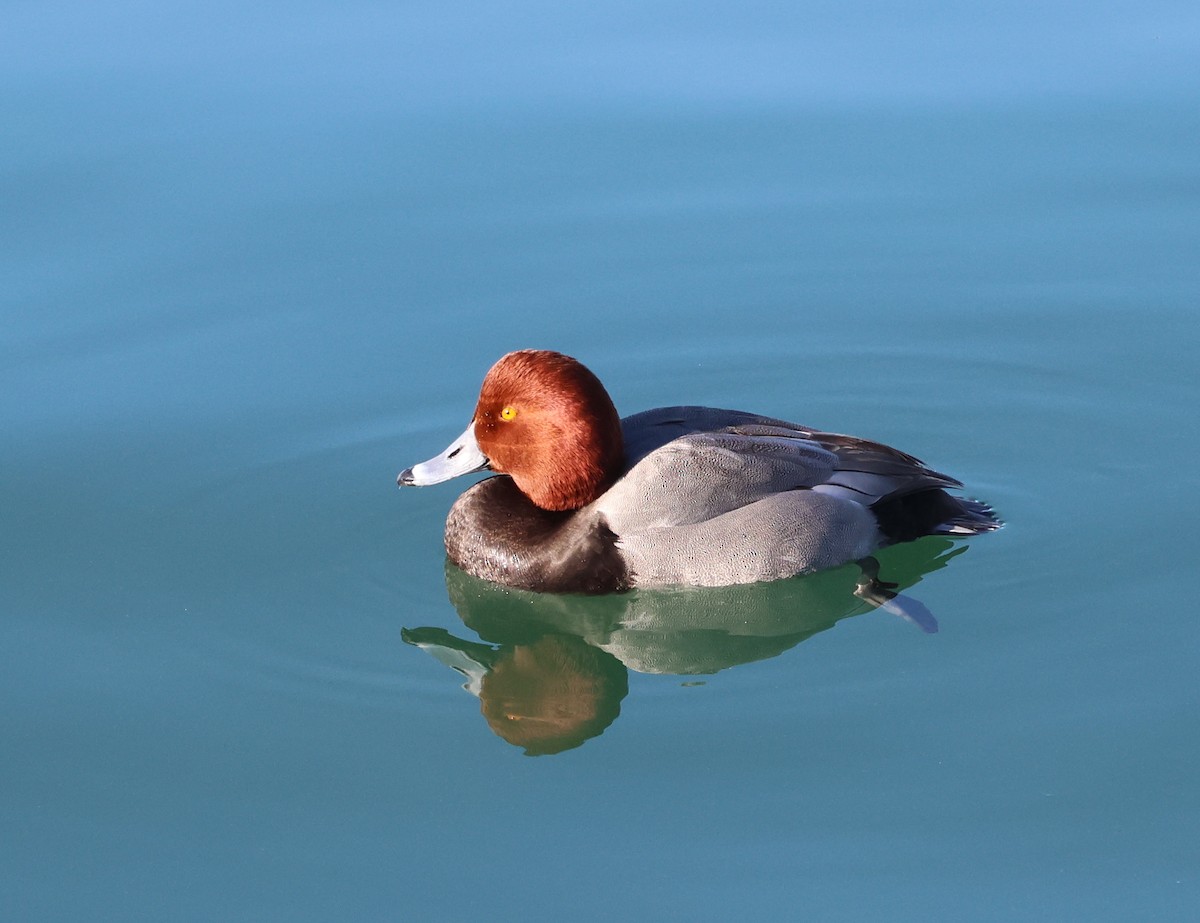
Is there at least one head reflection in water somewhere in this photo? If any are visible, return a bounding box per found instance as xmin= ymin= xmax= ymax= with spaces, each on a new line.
xmin=479 ymin=636 xmax=628 ymax=756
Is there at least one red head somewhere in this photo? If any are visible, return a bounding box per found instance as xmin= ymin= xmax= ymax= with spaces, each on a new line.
xmin=472 ymin=350 xmax=625 ymax=511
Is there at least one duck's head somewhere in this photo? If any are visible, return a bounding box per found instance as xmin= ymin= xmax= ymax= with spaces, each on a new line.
xmin=398 ymin=350 xmax=625 ymax=511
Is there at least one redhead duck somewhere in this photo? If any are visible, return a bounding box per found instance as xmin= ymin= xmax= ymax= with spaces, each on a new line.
xmin=398 ymin=349 xmax=1000 ymax=594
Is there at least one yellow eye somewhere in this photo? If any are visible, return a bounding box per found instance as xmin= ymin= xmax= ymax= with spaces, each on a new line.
xmin=500 ymin=405 xmax=518 ymax=422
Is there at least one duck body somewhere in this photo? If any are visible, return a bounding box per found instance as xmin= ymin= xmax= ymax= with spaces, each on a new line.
xmin=400 ymin=351 xmax=999 ymax=594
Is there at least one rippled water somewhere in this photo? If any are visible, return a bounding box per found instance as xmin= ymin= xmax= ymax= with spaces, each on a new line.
xmin=4 ymin=1 xmax=1199 ymax=919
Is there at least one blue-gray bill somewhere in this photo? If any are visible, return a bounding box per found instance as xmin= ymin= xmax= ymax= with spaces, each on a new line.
xmin=398 ymin=422 xmax=490 ymax=487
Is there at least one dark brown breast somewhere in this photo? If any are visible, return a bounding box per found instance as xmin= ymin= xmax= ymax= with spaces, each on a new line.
xmin=444 ymin=476 xmax=630 ymax=594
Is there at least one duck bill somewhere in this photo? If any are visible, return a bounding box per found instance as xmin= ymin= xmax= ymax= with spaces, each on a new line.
xmin=398 ymin=422 xmax=490 ymax=487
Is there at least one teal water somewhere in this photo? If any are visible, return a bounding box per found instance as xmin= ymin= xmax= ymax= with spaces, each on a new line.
xmin=4 ymin=2 xmax=1199 ymax=920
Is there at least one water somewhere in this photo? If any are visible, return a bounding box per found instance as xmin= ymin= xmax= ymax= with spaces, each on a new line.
xmin=4 ymin=2 xmax=1199 ymax=920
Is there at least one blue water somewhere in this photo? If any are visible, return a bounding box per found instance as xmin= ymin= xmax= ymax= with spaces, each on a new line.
xmin=4 ymin=2 xmax=1199 ymax=920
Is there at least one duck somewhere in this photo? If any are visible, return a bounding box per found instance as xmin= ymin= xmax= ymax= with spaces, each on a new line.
xmin=397 ymin=349 xmax=1000 ymax=594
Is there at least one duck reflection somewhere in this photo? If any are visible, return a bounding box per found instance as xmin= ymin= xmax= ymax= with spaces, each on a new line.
xmin=403 ymin=538 xmax=968 ymax=755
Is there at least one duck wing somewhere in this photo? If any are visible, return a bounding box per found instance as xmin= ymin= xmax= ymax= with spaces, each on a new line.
xmin=598 ymin=426 xmax=840 ymax=532
xmin=608 ymin=406 xmax=964 ymax=532
xmin=802 ymin=430 xmax=962 ymax=505
xmin=621 ymin=406 xmax=799 ymax=464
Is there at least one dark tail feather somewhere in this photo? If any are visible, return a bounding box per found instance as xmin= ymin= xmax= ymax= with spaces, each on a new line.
xmin=932 ymin=497 xmax=1002 ymax=536
xmin=873 ymin=490 xmax=1002 ymax=544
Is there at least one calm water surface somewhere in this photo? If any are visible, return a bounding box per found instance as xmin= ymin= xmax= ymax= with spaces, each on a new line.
xmin=3 ymin=1 xmax=1199 ymax=920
